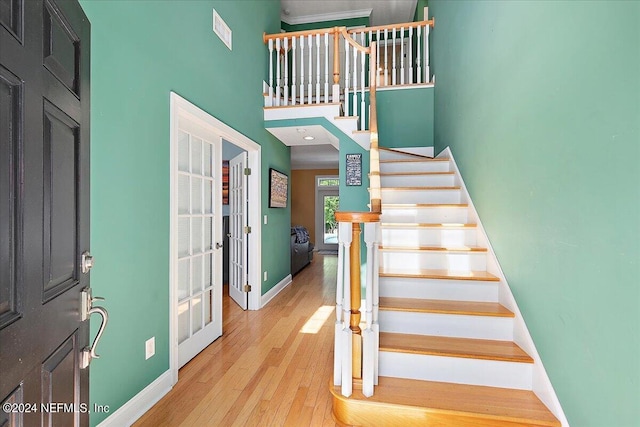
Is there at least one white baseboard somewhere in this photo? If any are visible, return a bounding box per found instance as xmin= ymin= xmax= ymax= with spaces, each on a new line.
xmin=96 ymin=370 xmax=172 ymax=427
xmin=261 ymin=274 xmax=293 ymax=308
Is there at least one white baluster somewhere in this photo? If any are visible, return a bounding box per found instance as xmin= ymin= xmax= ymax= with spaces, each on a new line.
xmin=362 ymin=222 xmax=377 ymax=397
xmin=315 ymin=33 xmax=320 ymax=104
xmin=360 ymin=32 xmax=365 ymax=130
xmin=372 ymin=222 xmax=380 ymax=385
xmin=417 ymin=25 xmax=422 ymax=84
xmin=384 ymin=28 xmax=388 ymax=86
xmin=324 ymin=32 xmax=329 ymax=103
xmin=392 ymin=27 xmax=396 ymax=86
xmin=268 ymin=39 xmax=273 ymax=103
xmin=352 ymin=38 xmax=358 ymax=126
xmin=335 ymin=221 xmax=350 ymax=386
xmin=283 ymin=37 xmax=289 ymax=106
xmin=345 ymin=40 xmax=350 ymax=116
xmin=409 ymin=27 xmax=413 ymax=84
xmin=308 ymin=34 xmax=313 ymax=105
xmin=300 ymin=35 xmax=305 ymax=105
xmin=292 ymin=37 xmax=296 ymax=105
xmin=400 ymin=27 xmax=405 ymax=85
xmin=275 ymin=38 xmax=281 ymax=106
xmin=340 ymin=222 xmax=353 ymax=398
xmin=425 ymin=24 xmax=430 ymax=83
xmin=376 ymin=30 xmax=380 ymax=86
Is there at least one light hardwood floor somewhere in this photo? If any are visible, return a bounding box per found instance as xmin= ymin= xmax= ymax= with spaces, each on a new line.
xmin=134 ymin=254 xmax=339 ymax=427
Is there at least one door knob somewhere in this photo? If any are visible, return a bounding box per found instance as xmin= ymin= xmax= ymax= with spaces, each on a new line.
xmin=215 ymin=242 xmax=223 ymax=249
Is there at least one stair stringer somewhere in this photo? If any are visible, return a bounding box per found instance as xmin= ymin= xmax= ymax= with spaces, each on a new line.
xmin=437 ymin=146 xmax=569 ymax=427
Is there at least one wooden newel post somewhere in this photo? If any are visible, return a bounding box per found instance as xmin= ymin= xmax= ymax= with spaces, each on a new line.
xmin=350 ymin=222 xmax=362 ymax=378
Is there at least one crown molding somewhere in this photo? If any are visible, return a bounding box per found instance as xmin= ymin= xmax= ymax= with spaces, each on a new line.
xmin=281 ymin=8 xmax=372 ymax=26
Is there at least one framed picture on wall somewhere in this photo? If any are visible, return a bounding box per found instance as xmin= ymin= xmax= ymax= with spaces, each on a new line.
xmin=222 ymin=160 xmax=229 ymax=205
xmin=269 ymin=168 xmax=288 ymax=208
xmin=345 ymin=153 xmax=362 ymax=186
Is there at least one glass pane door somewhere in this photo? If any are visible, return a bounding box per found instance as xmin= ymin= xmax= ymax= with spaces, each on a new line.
xmin=323 ymin=195 xmax=339 ymax=245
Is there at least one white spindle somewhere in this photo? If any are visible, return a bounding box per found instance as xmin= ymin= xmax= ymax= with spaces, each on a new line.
xmin=362 ymin=222 xmax=378 ymax=397
xmin=417 ymin=25 xmax=422 ymax=84
xmin=372 ymin=222 xmax=380 ymax=385
xmin=340 ymin=222 xmax=353 ymax=398
xmin=400 ymin=27 xmax=405 ymax=85
xmin=384 ymin=28 xmax=388 ymax=86
xmin=425 ymin=24 xmax=430 ymax=83
xmin=335 ymin=221 xmax=351 ymax=386
xmin=283 ymin=37 xmax=289 ymax=106
xmin=392 ymin=27 xmax=396 ymax=86
xmin=268 ymin=39 xmax=274 ymax=102
xmin=345 ymin=40 xmax=350 ymax=116
xmin=315 ymin=34 xmax=320 ymax=104
xmin=300 ymin=35 xmax=305 ymax=105
xmin=324 ymin=33 xmax=329 ymax=103
xmin=376 ymin=30 xmax=380 ymax=86
xmin=275 ymin=38 xmax=281 ymax=106
xmin=409 ymin=27 xmax=413 ymax=84
xmin=352 ymin=38 xmax=358 ymax=125
xmin=292 ymin=37 xmax=296 ymax=105
xmin=308 ymin=35 xmax=313 ymax=105
xmin=360 ymin=31 xmax=365 ymax=130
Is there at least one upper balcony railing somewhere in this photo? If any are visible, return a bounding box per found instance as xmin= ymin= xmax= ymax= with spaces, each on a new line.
xmin=263 ymin=18 xmax=434 ymax=131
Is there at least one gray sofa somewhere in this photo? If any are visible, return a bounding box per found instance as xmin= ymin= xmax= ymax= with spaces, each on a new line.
xmin=291 ymin=226 xmax=314 ymax=275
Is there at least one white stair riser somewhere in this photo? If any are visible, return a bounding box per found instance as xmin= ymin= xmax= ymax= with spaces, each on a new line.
xmin=379 ymin=352 xmax=533 ymax=390
xmin=378 ymin=311 xmax=514 ymax=341
xmin=381 ymin=228 xmax=477 ymax=247
xmin=382 ymin=189 xmax=462 ymax=204
xmin=379 ymin=277 xmax=499 ymax=302
xmin=381 ymin=250 xmax=487 ymax=271
xmin=381 ymin=207 xmax=469 ymax=223
xmin=381 ymin=161 xmax=450 ymax=173
xmin=381 ymin=174 xmax=455 ymax=187
xmin=380 ymin=150 xmax=428 ymax=161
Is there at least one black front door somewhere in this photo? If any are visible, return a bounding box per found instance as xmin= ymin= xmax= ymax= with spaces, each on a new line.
xmin=0 ymin=0 xmax=91 ymax=425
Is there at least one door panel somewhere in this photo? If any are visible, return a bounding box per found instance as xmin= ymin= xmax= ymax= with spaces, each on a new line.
xmin=175 ymin=123 xmax=222 ymax=369
xmin=0 ymin=0 xmax=90 ymax=425
xmin=228 ymin=152 xmax=247 ymax=310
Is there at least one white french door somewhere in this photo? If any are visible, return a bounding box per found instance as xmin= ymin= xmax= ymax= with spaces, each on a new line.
xmin=228 ymin=152 xmax=248 ymax=309
xmin=175 ymin=122 xmax=223 ymax=368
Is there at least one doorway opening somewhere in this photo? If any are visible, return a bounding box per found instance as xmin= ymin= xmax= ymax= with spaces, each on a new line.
xmin=169 ymin=93 xmax=262 ymax=384
xmin=315 ymin=176 xmax=339 ymax=252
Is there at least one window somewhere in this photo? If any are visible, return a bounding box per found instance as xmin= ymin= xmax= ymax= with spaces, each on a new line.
xmin=318 ymin=178 xmax=339 ymax=187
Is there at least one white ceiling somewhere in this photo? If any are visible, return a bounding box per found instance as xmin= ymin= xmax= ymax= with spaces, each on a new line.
xmin=281 ymin=0 xmax=418 ymax=27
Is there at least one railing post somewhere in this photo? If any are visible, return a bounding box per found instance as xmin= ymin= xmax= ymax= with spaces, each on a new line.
xmin=332 ymin=27 xmax=340 ymax=103
xmin=350 ymin=222 xmax=362 ymax=380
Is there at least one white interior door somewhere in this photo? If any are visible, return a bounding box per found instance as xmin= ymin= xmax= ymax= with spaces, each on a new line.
xmin=175 ymin=122 xmax=223 ymax=368
xmin=228 ymin=152 xmax=248 ymax=309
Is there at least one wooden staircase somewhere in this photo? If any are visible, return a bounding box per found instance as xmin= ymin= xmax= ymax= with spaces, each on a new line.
xmin=330 ymin=147 xmax=562 ymax=426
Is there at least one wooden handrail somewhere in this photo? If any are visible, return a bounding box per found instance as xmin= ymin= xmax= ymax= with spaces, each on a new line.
xmin=263 ymin=26 xmax=337 ymax=43
xmin=339 ymin=27 xmax=370 ymax=54
xmin=347 ymin=18 xmax=435 ymax=35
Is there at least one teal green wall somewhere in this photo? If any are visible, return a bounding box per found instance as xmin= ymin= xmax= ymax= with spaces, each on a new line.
xmin=78 ymin=1 xmax=286 ymax=425
xmin=414 ymin=0 xmax=429 ymax=22
xmin=430 ymin=1 xmax=639 ymax=425
xmin=281 ymin=16 xmax=370 ymax=32
xmin=378 ymin=87 xmax=434 ymax=149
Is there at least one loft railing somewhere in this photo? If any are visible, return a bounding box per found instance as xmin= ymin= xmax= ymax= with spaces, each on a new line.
xmin=263 ymin=18 xmax=434 ymax=132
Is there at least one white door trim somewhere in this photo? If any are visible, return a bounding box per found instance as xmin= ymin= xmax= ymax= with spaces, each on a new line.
xmin=169 ymin=92 xmax=262 ymax=386
xmin=315 ymin=176 xmax=339 ymax=251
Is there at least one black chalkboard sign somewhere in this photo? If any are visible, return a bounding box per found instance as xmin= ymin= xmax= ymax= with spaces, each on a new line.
xmin=345 ymin=153 xmax=362 ymax=186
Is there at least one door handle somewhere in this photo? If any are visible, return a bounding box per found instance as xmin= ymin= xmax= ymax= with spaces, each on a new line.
xmin=80 ymin=287 xmax=109 ymax=369
xmin=215 ymin=242 xmax=224 ymax=249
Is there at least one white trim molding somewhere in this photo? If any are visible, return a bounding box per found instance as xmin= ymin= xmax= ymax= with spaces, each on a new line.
xmin=261 ymin=274 xmax=293 ymax=308
xmin=282 ymin=9 xmax=372 ymax=26
xmin=96 ymin=370 xmax=172 ymax=427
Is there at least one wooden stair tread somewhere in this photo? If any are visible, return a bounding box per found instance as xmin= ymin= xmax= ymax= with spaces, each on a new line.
xmin=380 ymin=267 xmax=500 ymax=281
xmin=380 ymin=245 xmax=487 ymax=252
xmin=382 ymin=203 xmax=468 ymax=208
xmin=380 ymin=158 xmax=449 ymax=163
xmin=380 ymin=332 xmax=533 ymax=363
xmin=379 ymin=297 xmax=513 ymax=317
xmin=330 ymin=376 xmax=560 ymax=426
xmin=380 ymin=171 xmax=455 ymax=176
xmin=381 ymin=186 xmax=461 ymax=190
xmin=381 ymin=222 xmax=476 ymax=228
